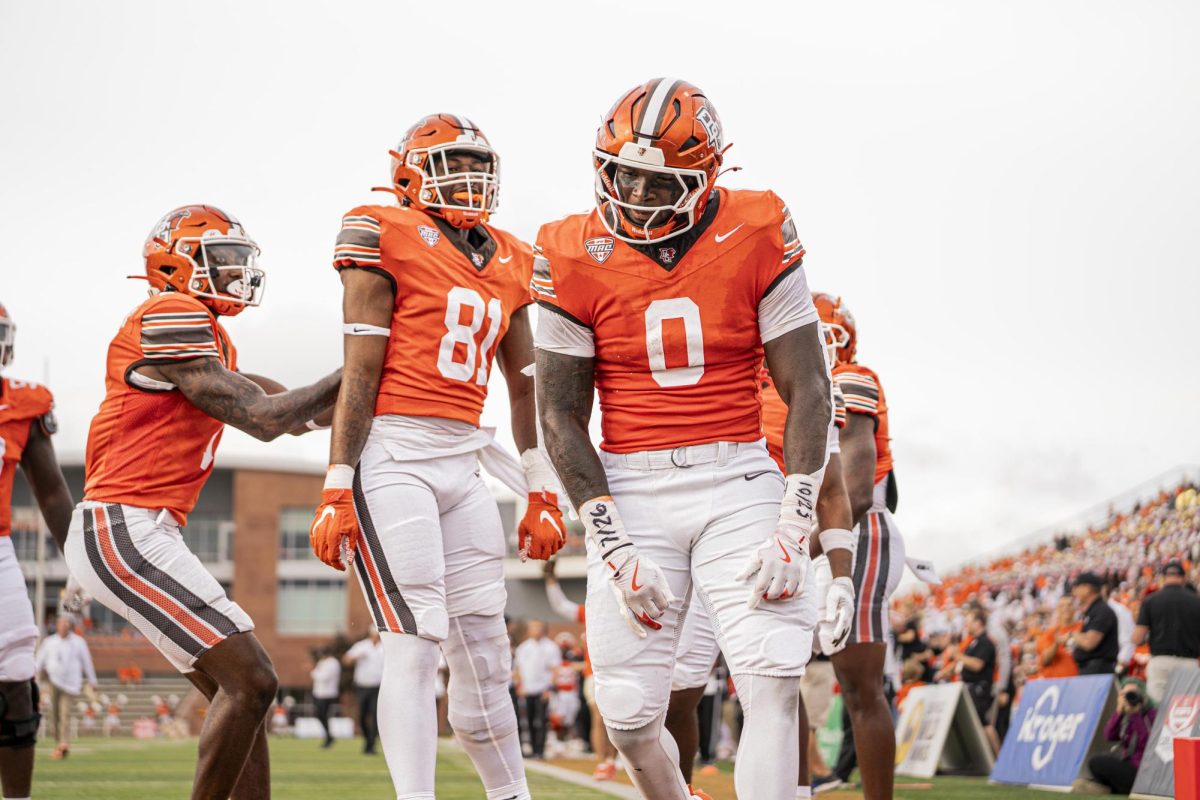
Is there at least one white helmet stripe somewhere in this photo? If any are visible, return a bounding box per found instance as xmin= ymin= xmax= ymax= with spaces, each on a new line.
xmin=635 ymin=78 xmax=679 ymax=147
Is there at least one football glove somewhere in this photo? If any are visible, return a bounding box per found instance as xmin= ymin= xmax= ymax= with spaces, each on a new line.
xmin=61 ymin=574 xmax=92 ymax=614
xmin=518 ymin=491 xmax=567 ymax=561
xmin=580 ymin=496 xmax=674 ymax=638
xmin=819 ymin=576 xmax=856 ymax=654
xmin=736 ymin=472 xmax=822 ymax=608
xmin=310 ymin=465 xmax=360 ymax=570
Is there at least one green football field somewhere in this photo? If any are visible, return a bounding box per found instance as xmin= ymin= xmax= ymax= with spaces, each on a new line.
xmin=29 ymin=736 xmax=1048 ymax=799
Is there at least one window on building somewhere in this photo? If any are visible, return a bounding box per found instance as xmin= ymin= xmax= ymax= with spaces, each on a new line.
xmin=183 ymin=516 xmax=233 ymax=562
xmin=277 ymin=579 xmax=346 ymax=635
xmin=279 ymin=507 xmax=320 ymax=561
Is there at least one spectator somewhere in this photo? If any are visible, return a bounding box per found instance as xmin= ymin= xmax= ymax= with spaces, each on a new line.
xmin=1134 ymin=559 xmax=1200 ymax=702
xmin=1105 ymin=586 xmax=1136 ymax=671
xmin=1083 ymin=678 xmax=1158 ymax=795
xmin=941 ymin=609 xmax=996 ymax=727
xmin=310 ymin=646 xmax=341 ymax=748
xmin=1036 ymin=596 xmax=1080 ymax=679
xmin=343 ymin=627 xmax=384 ymax=755
xmin=896 ymin=660 xmax=926 ymax=712
xmin=513 ymin=620 xmax=559 ymax=759
xmin=1070 ymin=573 xmax=1119 ymax=675
xmin=36 ymin=614 xmax=97 ymax=760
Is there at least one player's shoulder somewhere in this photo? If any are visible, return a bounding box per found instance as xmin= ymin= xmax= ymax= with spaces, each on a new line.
xmin=835 ymin=361 xmax=881 ymax=384
xmin=1 ymin=375 xmax=54 ymax=417
xmin=536 ymin=208 xmax=604 ymax=256
xmin=835 ymin=362 xmax=883 ymax=414
xmin=483 ymin=223 xmax=534 ymax=264
xmin=719 ymin=187 xmax=789 ymax=229
xmin=137 ymin=292 xmax=212 ymax=321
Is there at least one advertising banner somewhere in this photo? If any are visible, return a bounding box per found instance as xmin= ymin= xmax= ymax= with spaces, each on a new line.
xmin=1131 ymin=665 xmax=1200 ymax=799
xmin=990 ymin=674 xmax=1115 ymax=789
xmin=895 ymin=682 xmax=993 ymax=778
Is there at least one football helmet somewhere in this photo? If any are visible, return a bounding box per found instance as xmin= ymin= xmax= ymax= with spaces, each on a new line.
xmin=142 ymin=205 xmax=265 ymax=317
xmin=382 ymin=113 xmax=500 ymax=230
xmin=594 ymin=78 xmax=726 ymax=244
xmin=813 ymin=293 xmax=857 ymax=364
xmin=0 ymin=302 xmax=14 ymax=369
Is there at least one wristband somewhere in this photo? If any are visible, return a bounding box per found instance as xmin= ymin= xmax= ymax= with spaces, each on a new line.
xmin=306 ymin=419 xmax=330 ymax=431
xmin=520 ymin=448 xmax=559 ymax=495
xmin=343 ymin=323 xmax=390 ymax=337
xmin=818 ymin=527 xmax=855 ymax=554
xmin=781 ymin=468 xmax=825 ymax=531
xmin=324 ymin=464 xmax=355 ymax=490
xmin=580 ymin=496 xmax=634 ymax=567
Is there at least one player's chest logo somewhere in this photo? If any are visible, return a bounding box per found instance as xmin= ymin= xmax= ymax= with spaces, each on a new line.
xmin=584 ymin=236 xmax=614 ymax=264
xmin=470 ymin=251 xmax=484 ymax=268
xmin=658 ymin=247 xmax=677 ymax=264
xmin=418 ymin=225 xmax=441 ymax=248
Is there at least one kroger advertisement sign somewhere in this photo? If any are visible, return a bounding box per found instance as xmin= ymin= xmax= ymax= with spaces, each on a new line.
xmin=991 ymin=675 xmax=1114 ymax=788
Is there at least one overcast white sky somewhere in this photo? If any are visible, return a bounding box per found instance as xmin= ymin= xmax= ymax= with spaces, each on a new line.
xmin=2 ymin=1 xmax=1197 ymax=568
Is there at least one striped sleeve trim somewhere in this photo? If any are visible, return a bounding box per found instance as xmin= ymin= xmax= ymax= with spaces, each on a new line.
xmin=333 ymin=213 xmax=382 ymax=266
xmin=530 ymin=252 xmax=556 ymax=299
xmin=833 ymin=383 xmax=848 ymax=428
xmin=837 ymin=372 xmax=880 ymax=416
xmin=781 ymin=205 xmax=805 ymax=265
xmin=140 ymin=313 xmax=219 ymax=360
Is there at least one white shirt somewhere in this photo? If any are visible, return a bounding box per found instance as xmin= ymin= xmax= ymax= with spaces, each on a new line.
xmin=513 ymin=637 xmax=561 ymax=696
xmin=36 ymin=632 xmax=97 ymax=695
xmin=311 ymin=656 xmax=341 ymax=699
xmin=345 ymin=638 xmax=385 ymax=688
xmin=1109 ymin=598 xmax=1135 ymax=664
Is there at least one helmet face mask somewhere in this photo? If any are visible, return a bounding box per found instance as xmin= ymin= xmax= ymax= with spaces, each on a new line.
xmin=594 ymin=150 xmax=708 ymax=243
xmin=813 ymin=292 xmax=857 ymax=364
xmin=0 ymin=306 xmax=14 ymax=369
xmin=179 ymin=237 xmax=266 ymax=312
xmin=387 ymin=114 xmax=501 ymax=230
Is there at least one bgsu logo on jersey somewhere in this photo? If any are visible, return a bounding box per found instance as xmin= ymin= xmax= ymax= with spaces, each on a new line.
xmin=418 ymin=225 xmax=441 ymax=248
xmin=658 ymin=247 xmax=677 ymax=264
xmin=585 ymin=236 xmax=614 ymax=264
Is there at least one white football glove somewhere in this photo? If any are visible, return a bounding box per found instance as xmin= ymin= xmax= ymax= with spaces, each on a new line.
xmin=736 ymin=530 xmax=810 ymax=609
xmin=580 ymin=496 xmax=675 ymax=639
xmin=819 ymin=576 xmax=856 ymax=654
xmin=61 ymin=574 xmax=92 ymax=614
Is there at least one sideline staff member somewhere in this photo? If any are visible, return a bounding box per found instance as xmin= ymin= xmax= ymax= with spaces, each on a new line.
xmin=1070 ymin=572 xmax=1119 ymax=675
xmin=1134 ymin=560 xmax=1200 ymax=702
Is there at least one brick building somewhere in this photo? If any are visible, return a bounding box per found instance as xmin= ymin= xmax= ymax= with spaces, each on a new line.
xmin=12 ymin=456 xmax=586 ymax=689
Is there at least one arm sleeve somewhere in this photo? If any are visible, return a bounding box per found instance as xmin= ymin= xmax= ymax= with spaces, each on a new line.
xmin=138 ymin=299 xmax=220 ymax=361
xmin=546 ymin=581 xmax=582 ymax=621
xmin=535 ymin=306 xmax=595 ymax=357
xmin=836 ymin=368 xmax=882 ymax=419
xmin=758 ymin=265 xmax=818 ymax=344
xmin=333 ymin=208 xmax=399 ymax=292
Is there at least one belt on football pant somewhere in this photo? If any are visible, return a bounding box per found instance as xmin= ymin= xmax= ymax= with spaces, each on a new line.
xmin=610 ymin=440 xmax=744 ymax=471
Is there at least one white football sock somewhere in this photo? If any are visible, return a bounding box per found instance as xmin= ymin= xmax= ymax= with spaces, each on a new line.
xmin=606 ymin=716 xmax=690 ymax=799
xmin=443 ymin=614 xmax=530 ymax=800
xmin=796 ymin=786 xmax=813 ymax=799
xmin=378 ymin=632 xmax=439 ymax=799
xmin=733 ymin=673 xmax=802 ymax=800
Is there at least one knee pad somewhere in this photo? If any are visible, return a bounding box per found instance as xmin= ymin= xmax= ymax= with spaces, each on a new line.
xmin=0 ymin=680 xmax=40 ymax=749
xmin=443 ymin=614 xmax=517 ymax=740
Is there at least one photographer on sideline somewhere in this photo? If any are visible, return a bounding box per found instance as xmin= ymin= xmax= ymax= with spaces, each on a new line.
xmin=1085 ymin=677 xmax=1157 ymax=795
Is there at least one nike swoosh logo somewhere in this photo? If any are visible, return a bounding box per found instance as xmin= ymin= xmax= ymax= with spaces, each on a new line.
xmin=744 ymin=470 xmax=773 ymax=481
xmin=631 ymin=561 xmax=643 ymax=592
xmin=317 ymin=506 xmax=336 ymax=528
xmin=350 ymin=326 xmax=376 ymax=334
xmin=540 ymin=510 xmax=565 ymax=538
xmin=499 ymin=255 xmax=513 ymax=263
xmin=714 ymin=223 xmax=744 ymax=243
xmin=776 ymin=537 xmax=792 ymax=563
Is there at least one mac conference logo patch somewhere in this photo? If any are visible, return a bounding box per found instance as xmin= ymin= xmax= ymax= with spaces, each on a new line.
xmin=584 ymin=236 xmax=614 ymax=264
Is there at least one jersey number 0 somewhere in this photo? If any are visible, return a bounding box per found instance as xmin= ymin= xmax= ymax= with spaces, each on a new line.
xmin=645 ymin=298 xmax=705 ymax=388
xmin=438 ymin=287 xmax=503 ymax=385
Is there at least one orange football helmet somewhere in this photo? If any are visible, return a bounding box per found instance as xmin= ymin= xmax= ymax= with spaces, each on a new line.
xmin=813 ymin=293 xmax=858 ymax=364
xmin=594 ymin=78 xmax=726 ymax=244
xmin=383 ymin=113 xmax=500 ymax=230
xmin=0 ymin=302 xmax=14 ymax=368
xmin=142 ymin=205 xmax=265 ymax=317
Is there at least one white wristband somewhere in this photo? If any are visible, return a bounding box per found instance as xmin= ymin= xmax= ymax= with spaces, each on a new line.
xmin=781 ymin=469 xmax=825 ymax=534
xmin=579 ymin=496 xmax=635 ymax=569
xmin=306 ymin=419 xmax=330 ymax=431
xmin=324 ymin=464 xmax=355 ymax=490
xmin=520 ymin=448 xmax=559 ymax=495
xmin=818 ymin=527 xmax=856 ymax=554
xmin=343 ymin=323 xmax=391 ymax=337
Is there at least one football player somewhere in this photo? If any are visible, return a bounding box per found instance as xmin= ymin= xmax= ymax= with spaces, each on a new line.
xmin=820 ymin=293 xmax=905 ymax=800
xmin=533 ymin=79 xmax=833 ymax=800
xmin=308 ymin=114 xmax=564 ymax=800
xmin=0 ymin=302 xmax=73 ymax=800
xmin=64 ymin=206 xmax=341 ymax=800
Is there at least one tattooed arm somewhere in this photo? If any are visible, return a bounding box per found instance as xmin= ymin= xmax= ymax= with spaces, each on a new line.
xmin=496 ymin=304 xmax=538 ymax=453
xmin=242 ymin=373 xmax=335 ymax=435
xmin=329 ymin=268 xmax=393 ymax=468
xmin=154 ymin=359 xmax=342 ymax=442
xmin=534 ymin=348 xmax=608 ymax=507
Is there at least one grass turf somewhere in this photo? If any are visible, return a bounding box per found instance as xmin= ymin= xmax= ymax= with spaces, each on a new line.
xmin=30 ymin=736 xmax=613 ymax=799
xmin=30 ymin=737 xmax=1060 ymax=799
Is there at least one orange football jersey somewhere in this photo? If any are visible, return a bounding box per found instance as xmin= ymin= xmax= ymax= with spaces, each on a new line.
xmin=534 ymin=188 xmax=805 ymax=453
xmin=835 ymin=362 xmax=893 ymax=484
xmin=333 ymin=205 xmax=534 ymax=426
xmin=84 ymin=293 xmax=237 ymax=525
xmin=761 ymin=367 xmax=845 ymax=472
xmin=0 ymin=377 xmax=55 ymax=537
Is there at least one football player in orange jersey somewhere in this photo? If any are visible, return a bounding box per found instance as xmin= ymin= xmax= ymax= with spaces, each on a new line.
xmin=818 ymin=293 xmax=905 ymax=800
xmin=0 ymin=302 xmax=74 ymax=800
xmin=533 ymin=79 xmax=833 ymax=800
xmin=665 ymin=330 xmax=858 ymax=800
xmin=308 ymin=114 xmax=564 ymax=800
xmin=63 ymin=206 xmax=341 ymax=800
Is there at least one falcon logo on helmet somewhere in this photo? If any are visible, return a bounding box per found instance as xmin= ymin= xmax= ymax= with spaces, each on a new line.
xmin=813 ymin=292 xmax=858 ymax=364
xmin=377 ymin=113 xmax=500 ymax=231
xmin=593 ymin=78 xmax=728 ymax=244
xmin=142 ymin=205 xmax=266 ymax=318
